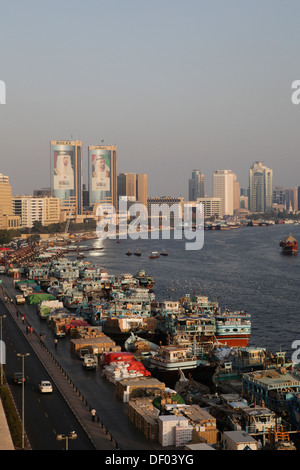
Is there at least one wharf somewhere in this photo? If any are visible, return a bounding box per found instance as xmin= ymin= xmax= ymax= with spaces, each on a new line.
xmin=0 ymin=285 xmax=116 ymax=450
xmin=0 ymin=276 xmax=173 ymax=451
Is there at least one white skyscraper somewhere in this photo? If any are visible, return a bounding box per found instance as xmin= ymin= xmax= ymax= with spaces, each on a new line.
xmin=213 ymin=170 xmax=235 ymax=216
xmin=249 ymin=161 xmax=273 ymax=213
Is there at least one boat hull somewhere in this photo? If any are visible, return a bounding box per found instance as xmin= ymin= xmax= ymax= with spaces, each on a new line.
xmin=147 ymin=358 xmax=198 ymax=371
xmin=215 ymin=335 xmax=250 ymax=347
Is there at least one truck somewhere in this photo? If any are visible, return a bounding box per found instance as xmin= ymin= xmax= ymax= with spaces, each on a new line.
xmin=82 ymin=355 xmax=98 ymax=370
xmin=15 ymin=295 xmax=26 ymax=305
xmin=77 ymin=348 xmax=90 ymax=360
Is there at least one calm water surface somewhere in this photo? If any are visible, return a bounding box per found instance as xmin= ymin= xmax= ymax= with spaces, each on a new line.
xmin=72 ymin=224 xmax=300 ymax=356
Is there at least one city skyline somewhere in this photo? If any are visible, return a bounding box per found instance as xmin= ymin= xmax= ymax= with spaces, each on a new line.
xmin=1 ymin=1 xmax=300 ymax=199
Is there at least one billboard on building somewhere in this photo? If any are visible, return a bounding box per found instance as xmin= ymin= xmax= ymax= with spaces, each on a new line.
xmin=89 ymin=147 xmax=112 ymax=204
xmin=51 ymin=143 xmax=76 ymax=199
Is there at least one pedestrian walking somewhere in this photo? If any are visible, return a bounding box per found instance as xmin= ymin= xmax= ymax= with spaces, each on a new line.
xmin=22 ymin=314 xmax=25 ymax=323
xmin=91 ymin=408 xmax=96 ymax=422
xmin=54 ymin=338 xmax=58 ymax=349
xmin=30 ymin=326 xmax=33 ymax=335
xmin=26 ymin=326 xmax=29 ymax=335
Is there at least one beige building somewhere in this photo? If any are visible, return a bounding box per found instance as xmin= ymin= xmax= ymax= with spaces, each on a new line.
xmin=196 ymin=197 xmax=222 ymax=218
xmin=147 ymin=196 xmax=185 ymax=220
xmin=118 ymin=173 xmax=137 ymax=200
xmin=118 ymin=173 xmax=148 ymax=207
xmin=43 ymin=197 xmax=61 ymax=225
xmin=0 ymin=173 xmax=20 ymax=230
xmin=12 ymin=195 xmax=60 ymax=228
xmin=136 ymin=174 xmax=147 ymax=207
xmin=213 ymin=170 xmax=236 ymax=216
xmin=233 ymin=173 xmax=240 ymax=212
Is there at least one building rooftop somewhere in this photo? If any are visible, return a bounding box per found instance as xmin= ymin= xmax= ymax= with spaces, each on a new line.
xmin=243 ymin=369 xmax=300 ymax=390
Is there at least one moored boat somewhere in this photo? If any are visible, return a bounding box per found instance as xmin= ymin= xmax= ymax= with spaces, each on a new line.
xmin=133 ymin=269 xmax=155 ymax=290
xmin=214 ymin=309 xmax=251 ymax=347
xmin=145 ymin=345 xmax=198 ymax=371
xmin=279 ymin=233 xmax=297 ymax=255
xmin=149 ymin=251 xmax=160 ymax=259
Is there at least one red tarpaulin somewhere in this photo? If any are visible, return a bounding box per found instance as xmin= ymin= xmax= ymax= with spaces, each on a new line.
xmin=102 ymin=352 xmax=151 ymax=376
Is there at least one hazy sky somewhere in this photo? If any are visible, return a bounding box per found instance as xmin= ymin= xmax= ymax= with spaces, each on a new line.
xmin=1 ymin=0 xmax=300 ymax=199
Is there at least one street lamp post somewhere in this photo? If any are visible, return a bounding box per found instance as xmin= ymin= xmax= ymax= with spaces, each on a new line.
xmin=16 ymin=353 xmax=30 ymax=450
xmin=0 ymin=315 xmax=6 ymax=385
xmin=56 ymin=431 xmax=77 ymax=450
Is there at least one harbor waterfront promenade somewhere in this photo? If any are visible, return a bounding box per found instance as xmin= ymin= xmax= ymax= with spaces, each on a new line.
xmin=0 ymin=276 xmax=175 ymax=451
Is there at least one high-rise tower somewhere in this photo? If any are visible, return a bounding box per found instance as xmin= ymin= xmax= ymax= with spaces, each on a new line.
xmin=50 ymin=140 xmax=83 ymax=216
xmin=249 ymin=161 xmax=273 ymax=213
xmin=213 ymin=170 xmax=235 ymax=216
xmin=189 ymin=170 xmax=205 ymax=201
xmin=88 ymin=144 xmax=117 ymax=209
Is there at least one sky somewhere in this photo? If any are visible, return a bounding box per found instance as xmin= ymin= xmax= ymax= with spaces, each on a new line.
xmin=1 ymin=0 xmax=300 ymax=199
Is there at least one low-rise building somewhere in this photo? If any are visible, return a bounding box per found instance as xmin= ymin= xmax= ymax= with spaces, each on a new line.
xmin=12 ymin=195 xmax=60 ymax=228
xmin=222 ymin=430 xmax=259 ymax=450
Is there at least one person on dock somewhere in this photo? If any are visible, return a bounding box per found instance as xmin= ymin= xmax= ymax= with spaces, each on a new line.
xmin=91 ymin=408 xmax=96 ymax=422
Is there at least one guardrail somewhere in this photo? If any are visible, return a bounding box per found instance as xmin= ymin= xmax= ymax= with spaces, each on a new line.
xmin=0 ymin=284 xmax=121 ymax=450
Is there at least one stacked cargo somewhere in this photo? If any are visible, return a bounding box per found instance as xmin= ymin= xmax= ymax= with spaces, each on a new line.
xmin=70 ymin=335 xmax=121 ymax=356
xmin=101 ymin=352 xmax=151 ymax=384
xmin=183 ymin=405 xmax=219 ymax=445
xmin=117 ymin=376 xmax=165 ymax=402
xmin=38 ymin=300 xmax=64 ymax=319
xmin=50 ymin=315 xmax=90 ymax=337
xmin=127 ymin=397 xmax=160 ymax=441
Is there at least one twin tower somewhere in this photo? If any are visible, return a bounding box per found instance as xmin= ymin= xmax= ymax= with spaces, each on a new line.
xmin=50 ymin=140 xmax=117 ymax=216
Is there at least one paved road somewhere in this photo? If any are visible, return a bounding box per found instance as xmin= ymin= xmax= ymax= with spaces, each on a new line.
xmin=0 ymin=275 xmax=173 ymax=451
xmin=2 ymin=303 xmax=96 ymax=450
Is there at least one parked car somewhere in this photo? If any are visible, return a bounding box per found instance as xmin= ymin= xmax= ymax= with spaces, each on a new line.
xmin=38 ymin=380 xmax=53 ymax=393
xmin=12 ymin=372 xmax=25 ymax=385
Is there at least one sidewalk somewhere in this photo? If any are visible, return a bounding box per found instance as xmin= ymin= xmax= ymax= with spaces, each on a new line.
xmin=0 ymin=287 xmax=118 ymax=450
xmin=0 ymin=394 xmax=15 ymax=450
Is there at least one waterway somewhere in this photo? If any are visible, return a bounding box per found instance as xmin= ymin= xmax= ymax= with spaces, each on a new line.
xmin=69 ymin=223 xmax=300 ymax=358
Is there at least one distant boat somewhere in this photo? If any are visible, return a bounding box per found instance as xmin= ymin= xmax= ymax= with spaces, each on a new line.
xmin=279 ymin=233 xmax=297 ymax=255
xmin=160 ymin=250 xmax=168 ymax=256
xmin=149 ymin=251 xmax=160 ymax=259
xmin=134 ymin=249 xmax=141 ymax=256
xmin=126 ymin=250 xmax=132 ymax=256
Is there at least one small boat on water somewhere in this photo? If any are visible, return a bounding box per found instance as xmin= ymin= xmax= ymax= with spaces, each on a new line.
xmin=126 ymin=250 xmax=132 ymax=256
xmin=149 ymin=251 xmax=160 ymax=259
xmin=160 ymin=250 xmax=168 ymax=256
xmin=279 ymin=233 xmax=297 ymax=255
xmin=134 ymin=249 xmax=141 ymax=256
